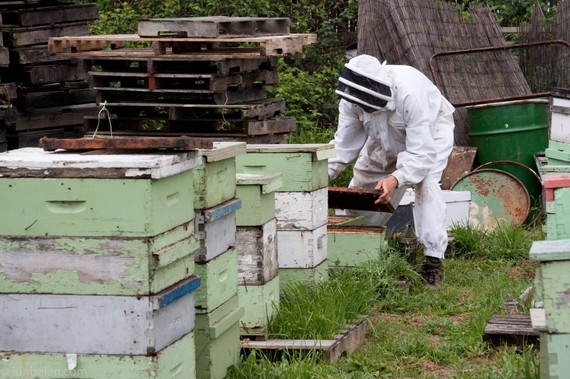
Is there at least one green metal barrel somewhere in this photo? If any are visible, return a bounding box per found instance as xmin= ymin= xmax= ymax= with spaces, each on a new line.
xmin=467 ymin=98 xmax=549 ymax=207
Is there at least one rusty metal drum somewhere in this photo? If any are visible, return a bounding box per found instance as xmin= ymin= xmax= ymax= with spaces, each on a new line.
xmin=450 ymin=168 xmax=530 ymax=230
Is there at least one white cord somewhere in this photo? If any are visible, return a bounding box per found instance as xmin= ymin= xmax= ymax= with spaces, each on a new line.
xmin=92 ymin=100 xmax=113 ymax=138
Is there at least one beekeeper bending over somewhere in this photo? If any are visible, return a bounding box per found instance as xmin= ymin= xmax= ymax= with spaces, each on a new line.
xmin=328 ymin=54 xmax=455 ymax=289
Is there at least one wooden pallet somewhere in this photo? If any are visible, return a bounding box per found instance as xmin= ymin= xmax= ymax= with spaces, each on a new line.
xmin=483 ymin=313 xmax=540 ymax=346
xmin=4 ymin=21 xmax=91 ymax=48
xmin=83 ymin=115 xmax=296 ymax=137
xmin=241 ymin=317 xmax=371 ymax=362
xmin=48 ymin=33 xmax=317 ymax=57
xmin=0 ymin=3 xmax=98 ymax=27
xmin=90 ymin=66 xmax=278 ymax=93
xmin=137 ymin=17 xmax=290 ymax=38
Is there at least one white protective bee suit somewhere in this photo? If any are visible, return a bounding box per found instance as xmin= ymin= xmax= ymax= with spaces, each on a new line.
xmin=328 ymin=54 xmax=455 ymax=259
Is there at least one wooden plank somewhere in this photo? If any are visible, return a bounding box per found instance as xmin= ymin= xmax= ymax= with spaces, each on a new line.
xmin=0 ymin=3 xmax=98 ymax=26
xmin=5 ymin=21 xmax=90 ymax=47
xmin=138 ymin=17 xmax=290 ymax=38
xmin=441 ymin=146 xmax=478 ymax=190
xmin=11 ymin=103 xmax=99 ymax=131
xmin=328 ymin=186 xmax=395 ymax=213
xmin=241 ymin=317 xmax=371 ymax=362
xmin=39 ymin=135 xmax=214 ymax=151
xmin=49 ymin=33 xmax=317 ymax=56
xmin=24 ymin=59 xmax=88 ymax=85
xmin=18 ymin=87 xmax=96 ymax=111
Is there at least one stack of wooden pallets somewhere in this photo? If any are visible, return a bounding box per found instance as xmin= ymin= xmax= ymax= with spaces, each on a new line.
xmin=48 ymin=17 xmax=316 ymax=143
xmin=0 ymin=1 xmax=100 ymax=150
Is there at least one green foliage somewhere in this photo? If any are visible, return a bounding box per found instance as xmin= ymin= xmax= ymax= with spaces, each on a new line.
xmin=451 ymin=223 xmax=545 ymax=260
xmin=268 ymin=248 xmax=420 ymax=340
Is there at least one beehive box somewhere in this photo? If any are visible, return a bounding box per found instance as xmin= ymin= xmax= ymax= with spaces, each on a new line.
xmin=327 ymin=216 xmax=387 ymax=267
xmin=530 ymin=239 xmax=570 ymax=333
xmin=550 ymin=89 xmax=570 ymax=145
xmin=543 ymin=175 xmax=570 ymax=240
xmin=545 ymin=140 xmax=570 ymax=164
xmin=279 ymin=259 xmax=329 ymax=287
xmin=274 ymin=187 xmax=328 ymax=230
xmin=277 ymin=224 xmax=327 ymax=268
xmin=195 ymin=295 xmax=244 ymax=379
xmin=0 ymin=221 xmax=199 ymax=295
xmin=235 ymin=218 xmax=278 ymax=285
xmin=194 ymin=198 xmax=241 ymax=263
xmin=0 ymin=276 xmax=200 ymax=355
xmin=0 ymin=331 xmax=196 ymax=379
xmin=540 ymin=332 xmax=570 ymax=379
xmin=194 ymin=142 xmax=245 ymax=210
xmin=0 ymin=148 xmax=201 ymax=237
xmin=238 ymin=275 xmax=279 ymax=333
xmin=194 ymin=248 xmax=238 ymax=312
xmin=235 ymin=172 xmax=282 ymax=226
xmin=235 ymin=144 xmax=335 ymax=192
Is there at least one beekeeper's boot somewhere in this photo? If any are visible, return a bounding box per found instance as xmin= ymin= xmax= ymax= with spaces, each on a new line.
xmin=422 ymin=256 xmax=443 ymax=290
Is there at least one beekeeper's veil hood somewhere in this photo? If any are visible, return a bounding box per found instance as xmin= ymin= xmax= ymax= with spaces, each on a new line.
xmin=336 ymin=54 xmax=393 ymax=113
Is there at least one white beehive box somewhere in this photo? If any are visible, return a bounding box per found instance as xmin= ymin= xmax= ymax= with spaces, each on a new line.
xmin=277 ymin=224 xmax=327 ymax=268
xmin=0 ymin=276 xmax=200 ymax=355
xmin=194 ymin=198 xmax=241 ymax=263
xmin=274 ymin=187 xmax=328 ymax=230
xmin=550 ymin=90 xmax=570 ymax=144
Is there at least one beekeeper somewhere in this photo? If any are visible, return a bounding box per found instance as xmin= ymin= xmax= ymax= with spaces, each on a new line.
xmin=328 ymin=54 xmax=455 ymax=289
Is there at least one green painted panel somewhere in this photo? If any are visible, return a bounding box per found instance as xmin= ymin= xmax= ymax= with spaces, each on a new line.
xmin=327 ymin=227 xmax=387 ymax=266
xmin=236 ymin=153 xmax=328 ymax=192
xmin=235 ymin=185 xmax=276 ymax=226
xmin=535 ymin=260 xmax=570 ymax=333
xmin=194 ymin=159 xmax=236 ymax=209
xmin=238 ymin=275 xmax=279 ymax=329
xmin=195 ymin=296 xmax=243 ymax=379
xmin=0 ymin=331 xmax=195 ymax=379
xmin=278 ymin=260 xmax=329 ymax=289
xmin=194 ymin=248 xmax=238 ymax=312
xmin=540 ymin=332 xmax=570 ymax=379
xmin=0 ymin=170 xmax=194 ymax=237
xmin=0 ymin=223 xmax=199 ymax=295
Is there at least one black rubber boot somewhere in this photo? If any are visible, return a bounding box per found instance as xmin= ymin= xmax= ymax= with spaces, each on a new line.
xmin=422 ymin=256 xmax=443 ymax=290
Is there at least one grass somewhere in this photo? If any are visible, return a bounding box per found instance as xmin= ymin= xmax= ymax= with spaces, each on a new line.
xmin=227 ymin=222 xmax=545 ymax=378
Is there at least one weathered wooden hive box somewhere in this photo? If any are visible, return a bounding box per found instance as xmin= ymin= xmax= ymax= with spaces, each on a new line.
xmin=236 ymin=143 xmax=335 ymax=286
xmin=548 ymin=88 xmax=570 ymax=145
xmin=0 ymin=147 xmax=202 ymax=295
xmin=327 ymin=215 xmax=388 ymax=267
xmin=234 ymin=172 xmax=282 ymax=336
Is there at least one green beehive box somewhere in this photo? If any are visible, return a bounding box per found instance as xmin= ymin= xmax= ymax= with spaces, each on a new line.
xmin=238 ymin=275 xmax=279 ymax=333
xmin=540 ymin=332 xmax=570 ymax=379
xmin=327 ymin=224 xmax=387 ymax=267
xmin=0 ymin=331 xmax=196 ymax=379
xmin=194 ymin=248 xmax=238 ymax=312
xmin=0 ymin=221 xmax=199 ymax=295
xmin=235 ymin=172 xmax=282 ymax=226
xmin=195 ymin=295 xmax=244 ymax=379
xmin=279 ymin=259 xmax=329 ymax=289
xmin=0 ymin=148 xmax=201 ymax=237
xmin=530 ymin=239 xmax=570 ymax=333
xmin=236 ymin=144 xmax=335 ymax=192
xmin=194 ymin=142 xmax=245 ymax=210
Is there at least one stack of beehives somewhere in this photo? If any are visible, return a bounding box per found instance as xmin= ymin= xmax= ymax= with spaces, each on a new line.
xmin=0 ymin=147 xmax=204 ymax=378
xmin=48 ymin=17 xmax=316 ymax=143
xmin=529 ymin=87 xmax=570 ymax=379
xmin=234 ymin=171 xmax=282 ymax=338
xmin=236 ymin=143 xmax=335 ymax=287
xmin=192 ymin=141 xmax=247 ymax=379
xmin=0 ymin=1 xmax=100 ymax=150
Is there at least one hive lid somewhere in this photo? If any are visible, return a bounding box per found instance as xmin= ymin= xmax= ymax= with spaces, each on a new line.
xmin=0 ymin=147 xmax=201 ymax=179
xmin=530 ymin=239 xmax=570 ymax=262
